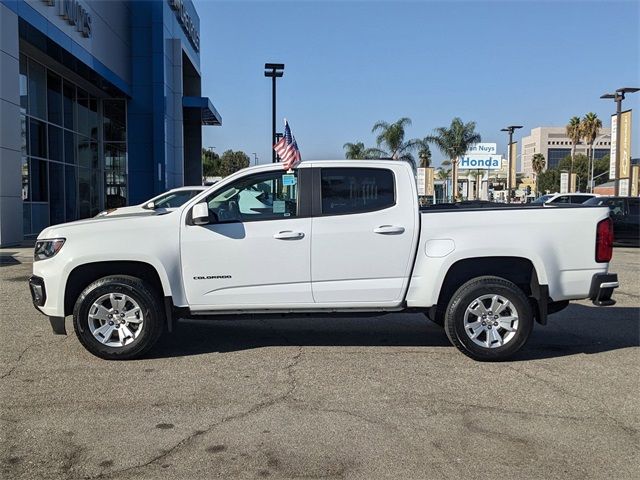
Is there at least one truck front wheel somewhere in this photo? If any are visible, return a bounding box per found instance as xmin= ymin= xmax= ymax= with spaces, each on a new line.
xmin=444 ymin=276 xmax=533 ymax=361
xmin=73 ymin=275 xmax=165 ymax=360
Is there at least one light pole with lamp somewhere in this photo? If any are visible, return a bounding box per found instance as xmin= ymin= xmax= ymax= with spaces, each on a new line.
xmin=264 ymin=63 xmax=285 ymax=163
xmin=588 ymin=133 xmax=610 ymax=193
xmin=600 ymin=87 xmax=639 ymax=195
xmin=501 ymin=125 xmax=523 ymax=203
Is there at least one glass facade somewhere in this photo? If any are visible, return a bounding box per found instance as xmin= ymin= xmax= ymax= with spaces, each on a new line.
xmin=547 ymin=148 xmax=572 ymax=169
xmin=19 ymin=54 xmax=127 ymax=235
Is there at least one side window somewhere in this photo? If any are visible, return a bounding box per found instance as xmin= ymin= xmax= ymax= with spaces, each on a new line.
xmin=205 ymin=170 xmax=298 ymax=222
xmin=605 ymin=199 xmax=626 ymax=218
xmin=554 ymin=195 xmax=570 ymax=204
xmin=571 ymin=196 xmax=590 ymax=204
xmin=627 ymin=199 xmax=639 ymax=218
xmin=320 ymin=167 xmax=395 ymax=215
xmin=155 ymin=191 xmax=195 ymax=208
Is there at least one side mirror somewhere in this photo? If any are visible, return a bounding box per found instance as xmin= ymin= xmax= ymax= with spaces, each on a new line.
xmin=192 ymin=202 xmax=210 ymax=225
xmin=143 ymin=201 xmax=155 ymax=210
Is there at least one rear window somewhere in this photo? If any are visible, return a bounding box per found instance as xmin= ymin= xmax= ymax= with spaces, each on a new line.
xmin=320 ymin=168 xmax=395 ymax=215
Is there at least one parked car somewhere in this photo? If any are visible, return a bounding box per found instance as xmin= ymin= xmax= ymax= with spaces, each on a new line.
xmin=531 ymin=193 xmax=597 ymax=205
xmin=95 ymin=186 xmax=207 ymax=218
xmin=30 ymin=161 xmax=618 ymax=361
xmin=583 ymin=196 xmax=639 ymax=247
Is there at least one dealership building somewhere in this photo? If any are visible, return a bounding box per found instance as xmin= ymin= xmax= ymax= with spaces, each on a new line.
xmin=0 ymin=0 xmax=221 ymax=245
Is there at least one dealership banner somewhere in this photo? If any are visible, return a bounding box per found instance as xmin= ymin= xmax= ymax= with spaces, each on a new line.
xmin=560 ymin=172 xmax=569 ymax=194
xmin=619 ymin=110 xmax=632 ymax=180
xmin=609 ymin=114 xmax=617 ymax=180
xmin=631 ymin=165 xmax=639 ymax=197
xmin=509 ymin=142 xmax=517 ymax=189
xmin=570 ymin=173 xmax=577 ymax=193
xmin=425 ymin=167 xmax=434 ymax=196
xmin=416 ymin=168 xmax=426 ymax=195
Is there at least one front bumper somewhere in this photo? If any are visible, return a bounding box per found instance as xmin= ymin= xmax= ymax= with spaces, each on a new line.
xmin=29 ymin=275 xmax=46 ymax=308
xmin=589 ymin=273 xmax=618 ymax=306
xmin=29 ymin=275 xmax=66 ymax=334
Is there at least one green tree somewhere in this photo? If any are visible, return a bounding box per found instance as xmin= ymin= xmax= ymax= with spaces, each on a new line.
xmin=426 ymin=118 xmax=481 ymax=200
xmin=537 ymin=168 xmax=561 ymax=194
xmin=371 ymin=117 xmax=419 ymax=166
xmin=581 ymin=112 xmax=603 ymax=161
xmin=415 ymin=139 xmax=432 ymax=168
xmin=531 ymin=153 xmax=546 ymax=194
xmin=566 ymin=116 xmax=582 ymax=178
xmin=218 ymin=150 xmax=250 ymax=177
xmin=343 ymin=141 xmax=381 ymax=160
xmin=202 ymin=148 xmax=221 ymax=181
xmin=559 ymin=154 xmax=591 ymax=192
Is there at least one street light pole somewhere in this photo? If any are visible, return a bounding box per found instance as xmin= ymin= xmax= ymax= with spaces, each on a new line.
xmin=264 ymin=63 xmax=285 ymax=163
xmin=501 ymin=125 xmax=523 ymax=203
xmin=600 ymin=87 xmax=639 ymax=195
xmin=588 ymin=133 xmax=609 ymax=193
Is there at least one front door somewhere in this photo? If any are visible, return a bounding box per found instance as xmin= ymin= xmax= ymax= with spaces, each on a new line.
xmin=181 ymin=168 xmax=312 ymax=309
xmin=310 ymin=166 xmax=417 ymax=305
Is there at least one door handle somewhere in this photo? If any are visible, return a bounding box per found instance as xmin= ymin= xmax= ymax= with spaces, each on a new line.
xmin=273 ymin=231 xmax=305 ymax=240
xmin=373 ymin=225 xmax=405 ymax=235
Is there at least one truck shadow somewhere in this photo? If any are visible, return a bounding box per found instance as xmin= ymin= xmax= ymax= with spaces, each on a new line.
xmin=149 ymin=304 xmax=639 ymax=361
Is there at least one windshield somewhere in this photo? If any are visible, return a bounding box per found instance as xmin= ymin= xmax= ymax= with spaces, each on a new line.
xmin=531 ymin=194 xmax=553 ymax=204
xmin=583 ymin=197 xmax=606 ymax=206
xmin=153 ymin=190 xmax=200 ymax=208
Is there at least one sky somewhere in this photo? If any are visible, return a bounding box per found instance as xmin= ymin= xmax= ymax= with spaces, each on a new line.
xmin=196 ymin=0 xmax=640 ymax=167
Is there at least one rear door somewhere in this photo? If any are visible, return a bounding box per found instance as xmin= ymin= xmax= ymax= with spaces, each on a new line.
xmin=310 ymin=166 xmax=417 ymax=305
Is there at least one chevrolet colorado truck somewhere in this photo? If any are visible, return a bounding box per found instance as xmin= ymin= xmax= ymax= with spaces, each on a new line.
xmin=29 ymin=161 xmax=619 ymax=361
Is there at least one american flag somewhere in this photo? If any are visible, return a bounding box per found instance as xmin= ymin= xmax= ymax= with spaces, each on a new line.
xmin=273 ymin=119 xmax=302 ymax=170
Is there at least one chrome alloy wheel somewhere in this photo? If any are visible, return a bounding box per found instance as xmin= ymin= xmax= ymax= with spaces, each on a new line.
xmin=463 ymin=294 xmax=519 ymax=348
xmin=87 ymin=293 xmax=144 ymax=347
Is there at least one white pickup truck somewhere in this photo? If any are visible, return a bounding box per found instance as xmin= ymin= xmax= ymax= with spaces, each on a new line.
xmin=29 ymin=161 xmax=619 ymax=361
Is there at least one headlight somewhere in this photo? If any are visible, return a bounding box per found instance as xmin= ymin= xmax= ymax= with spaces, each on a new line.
xmin=34 ymin=239 xmax=66 ymax=261
xmin=95 ymin=209 xmax=116 ymax=217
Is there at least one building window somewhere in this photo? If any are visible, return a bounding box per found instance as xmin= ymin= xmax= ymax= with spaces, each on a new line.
xmin=547 ymin=148 xmax=572 ymax=169
xmin=20 ymin=54 xmax=127 ymax=234
xmin=103 ymin=99 xmax=128 ymax=209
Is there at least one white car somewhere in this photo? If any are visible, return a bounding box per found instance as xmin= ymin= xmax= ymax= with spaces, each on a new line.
xmin=30 ymin=161 xmax=618 ymax=361
xmin=531 ymin=193 xmax=597 ymax=205
xmin=95 ymin=186 xmax=208 ymax=217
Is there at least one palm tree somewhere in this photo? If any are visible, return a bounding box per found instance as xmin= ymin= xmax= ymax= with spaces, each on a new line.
xmin=371 ymin=117 xmax=418 ymax=166
xmin=436 ymin=166 xmax=450 ymax=200
xmin=414 ymin=139 xmax=432 ymax=168
xmin=426 ymin=118 xmax=481 ymax=201
xmin=566 ymin=116 xmax=582 ymax=180
xmin=343 ymin=142 xmax=381 ymax=160
xmin=531 ymin=153 xmax=546 ymax=195
xmin=581 ymin=112 xmax=602 ymax=190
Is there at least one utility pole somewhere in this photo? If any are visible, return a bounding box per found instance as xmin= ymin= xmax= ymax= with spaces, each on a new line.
xmin=252 ymin=153 xmax=258 ymax=166
xmin=264 ymin=63 xmax=284 ymax=163
xmin=501 ymin=125 xmax=523 ymax=203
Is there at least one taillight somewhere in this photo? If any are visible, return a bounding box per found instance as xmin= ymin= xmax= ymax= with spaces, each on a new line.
xmin=595 ymin=217 xmax=613 ymax=263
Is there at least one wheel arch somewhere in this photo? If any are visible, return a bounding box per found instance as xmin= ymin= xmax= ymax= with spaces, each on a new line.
xmin=435 ymin=256 xmax=550 ymax=325
xmin=64 ymin=261 xmax=168 ymax=317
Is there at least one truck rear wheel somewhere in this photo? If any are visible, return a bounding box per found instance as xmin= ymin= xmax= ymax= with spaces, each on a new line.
xmin=73 ymin=275 xmax=165 ymax=360
xmin=443 ymin=276 xmax=533 ymax=361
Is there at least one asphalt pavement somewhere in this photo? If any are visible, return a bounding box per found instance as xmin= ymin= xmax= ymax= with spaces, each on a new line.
xmin=1 ymin=246 xmax=638 ymax=480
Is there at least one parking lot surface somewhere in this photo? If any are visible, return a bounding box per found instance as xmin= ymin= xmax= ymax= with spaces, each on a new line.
xmin=1 ymin=247 xmax=638 ymax=480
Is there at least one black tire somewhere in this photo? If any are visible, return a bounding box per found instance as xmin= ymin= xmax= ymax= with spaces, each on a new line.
xmin=73 ymin=275 xmax=165 ymax=360
xmin=443 ymin=276 xmax=533 ymax=361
